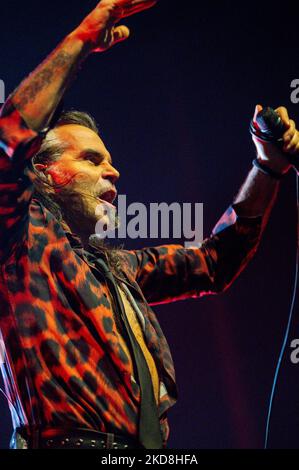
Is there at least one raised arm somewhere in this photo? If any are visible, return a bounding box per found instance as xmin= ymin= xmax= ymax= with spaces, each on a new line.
xmin=5 ymin=0 xmax=157 ymax=131
xmin=0 ymin=1 xmax=157 ymax=261
xmin=123 ymin=106 xmax=299 ymax=305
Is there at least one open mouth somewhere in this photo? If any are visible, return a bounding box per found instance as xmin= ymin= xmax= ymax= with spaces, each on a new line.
xmin=96 ymin=189 xmax=117 ymax=207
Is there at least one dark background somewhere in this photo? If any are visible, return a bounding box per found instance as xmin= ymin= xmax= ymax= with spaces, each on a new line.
xmin=0 ymin=0 xmax=299 ymax=449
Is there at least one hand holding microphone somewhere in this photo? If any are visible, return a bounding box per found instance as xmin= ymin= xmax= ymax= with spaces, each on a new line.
xmin=250 ymin=105 xmax=299 ymax=176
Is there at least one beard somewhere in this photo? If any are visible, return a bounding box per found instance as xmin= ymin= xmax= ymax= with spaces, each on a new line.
xmin=33 ymin=183 xmax=123 ymax=276
xmin=53 ymin=184 xmax=119 ymax=240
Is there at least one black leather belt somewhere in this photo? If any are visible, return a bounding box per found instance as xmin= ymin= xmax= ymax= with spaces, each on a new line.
xmin=11 ymin=427 xmax=142 ymax=450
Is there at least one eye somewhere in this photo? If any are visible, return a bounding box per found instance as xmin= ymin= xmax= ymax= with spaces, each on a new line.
xmin=84 ymin=154 xmax=102 ymax=166
xmin=87 ymin=158 xmax=98 ymax=165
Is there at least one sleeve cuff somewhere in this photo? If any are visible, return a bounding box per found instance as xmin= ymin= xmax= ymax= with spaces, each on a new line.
xmin=212 ymin=204 xmax=263 ymax=236
xmin=0 ymin=99 xmax=46 ymax=165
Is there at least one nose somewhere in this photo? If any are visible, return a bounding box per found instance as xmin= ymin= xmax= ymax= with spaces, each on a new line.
xmin=102 ymin=163 xmax=120 ymax=185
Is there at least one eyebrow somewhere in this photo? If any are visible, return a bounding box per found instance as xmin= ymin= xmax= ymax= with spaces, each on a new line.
xmin=78 ymin=149 xmax=112 ymax=165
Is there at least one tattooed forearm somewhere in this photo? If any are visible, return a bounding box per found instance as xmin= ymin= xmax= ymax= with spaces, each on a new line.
xmin=8 ymin=32 xmax=89 ymax=131
xmin=13 ymin=51 xmax=72 ymax=110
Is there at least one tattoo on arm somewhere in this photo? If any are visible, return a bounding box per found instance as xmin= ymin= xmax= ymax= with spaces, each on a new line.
xmin=13 ymin=50 xmax=72 ymax=110
xmin=8 ymin=31 xmax=88 ymax=130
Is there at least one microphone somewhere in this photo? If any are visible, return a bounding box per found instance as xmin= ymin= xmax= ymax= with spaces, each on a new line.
xmin=250 ymin=107 xmax=299 ymax=174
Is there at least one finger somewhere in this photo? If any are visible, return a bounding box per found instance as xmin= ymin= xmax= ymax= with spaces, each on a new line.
xmin=111 ymin=25 xmax=130 ymax=45
xmin=283 ymin=119 xmax=296 ymax=144
xmin=275 ymin=106 xmax=290 ymax=129
xmin=253 ymin=104 xmax=263 ymax=125
xmin=286 ymin=139 xmax=299 ymax=155
xmin=284 ymin=130 xmax=298 ymax=153
xmin=118 ymin=0 xmax=157 ymax=18
xmin=118 ymin=0 xmax=158 ymax=7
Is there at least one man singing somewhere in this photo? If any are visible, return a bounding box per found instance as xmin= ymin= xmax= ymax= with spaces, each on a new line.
xmin=0 ymin=0 xmax=298 ymax=449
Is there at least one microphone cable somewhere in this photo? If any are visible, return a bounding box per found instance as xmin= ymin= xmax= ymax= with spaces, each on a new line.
xmin=264 ymin=169 xmax=299 ymax=448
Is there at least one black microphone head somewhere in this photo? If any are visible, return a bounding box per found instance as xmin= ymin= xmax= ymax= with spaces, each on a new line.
xmin=255 ymin=107 xmax=286 ymax=139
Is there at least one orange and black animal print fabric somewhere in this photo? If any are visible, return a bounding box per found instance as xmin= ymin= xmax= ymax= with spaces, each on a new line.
xmin=0 ymin=101 xmax=263 ymax=446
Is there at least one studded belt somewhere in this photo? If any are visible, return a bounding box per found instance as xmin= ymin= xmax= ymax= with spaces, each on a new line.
xmin=12 ymin=427 xmax=142 ymax=450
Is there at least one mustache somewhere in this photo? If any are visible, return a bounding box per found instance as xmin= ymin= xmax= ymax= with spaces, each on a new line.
xmin=50 ymin=171 xmax=115 ymax=193
xmin=50 ymin=171 xmax=117 ymax=204
xmin=54 ymin=187 xmax=117 ymax=209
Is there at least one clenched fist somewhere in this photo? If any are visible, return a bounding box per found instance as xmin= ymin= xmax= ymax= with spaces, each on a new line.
xmin=252 ymin=105 xmax=299 ymax=175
